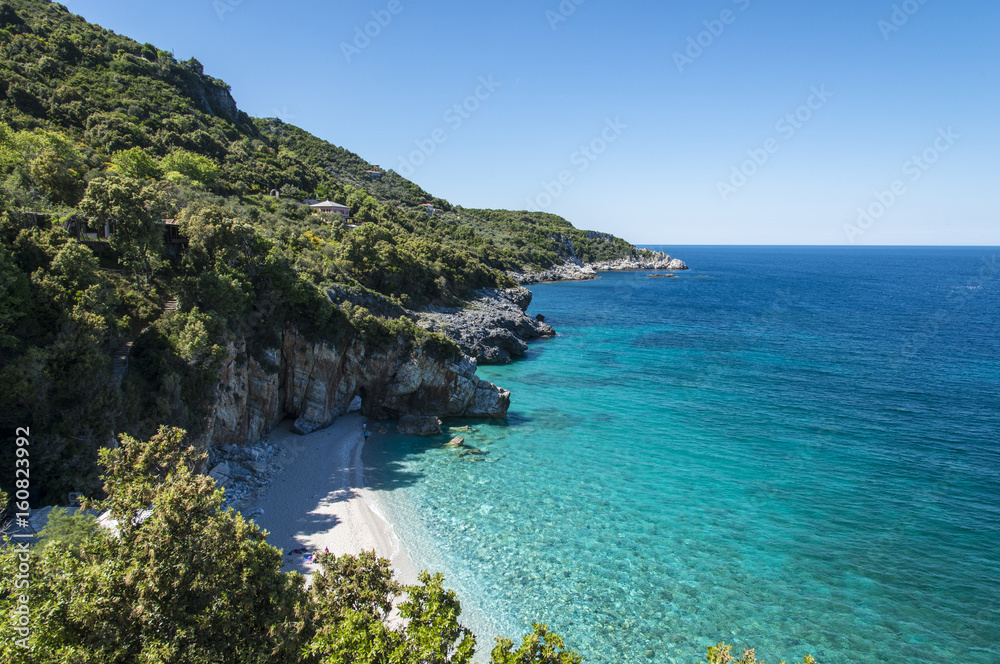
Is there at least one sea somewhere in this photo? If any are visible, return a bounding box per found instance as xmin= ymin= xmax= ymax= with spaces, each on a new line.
xmin=364 ymin=246 xmax=1000 ymax=664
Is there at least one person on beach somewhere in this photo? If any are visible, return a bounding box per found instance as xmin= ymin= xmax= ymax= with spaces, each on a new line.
xmin=363 ymin=422 xmax=369 ymax=440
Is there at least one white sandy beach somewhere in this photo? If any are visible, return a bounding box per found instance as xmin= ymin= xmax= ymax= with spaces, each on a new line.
xmin=251 ymin=414 xmax=419 ymax=584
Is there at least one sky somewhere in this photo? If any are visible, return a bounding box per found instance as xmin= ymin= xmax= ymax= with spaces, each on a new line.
xmin=59 ymin=0 xmax=999 ymax=246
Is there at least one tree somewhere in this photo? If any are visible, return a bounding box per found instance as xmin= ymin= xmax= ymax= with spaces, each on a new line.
xmin=490 ymin=624 xmax=583 ymax=664
xmin=108 ymin=146 xmax=162 ymax=180
xmin=0 ymin=122 xmax=86 ymax=206
xmin=36 ymin=507 xmax=99 ymax=558
xmin=0 ymin=246 xmax=31 ymax=347
xmin=78 ymin=174 xmax=166 ymax=287
xmin=700 ymin=643 xmax=816 ymax=664
xmin=307 ymin=554 xmax=475 ymax=664
xmin=160 ymin=149 xmax=220 ymax=187
xmin=0 ymin=426 xmax=311 ymax=664
xmin=0 ymin=421 xmax=589 ymax=664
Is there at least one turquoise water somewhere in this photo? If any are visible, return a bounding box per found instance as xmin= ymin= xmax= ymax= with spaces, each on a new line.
xmin=365 ymin=246 xmax=1000 ymax=664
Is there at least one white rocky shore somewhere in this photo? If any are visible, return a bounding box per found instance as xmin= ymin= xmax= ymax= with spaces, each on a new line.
xmin=509 ymin=251 xmax=688 ymax=285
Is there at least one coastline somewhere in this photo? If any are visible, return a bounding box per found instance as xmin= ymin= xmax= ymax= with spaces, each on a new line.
xmin=251 ymin=414 xmax=419 ymax=585
xmin=249 ymin=415 xmax=509 ymax=649
xmin=508 ymin=254 xmax=688 ymax=285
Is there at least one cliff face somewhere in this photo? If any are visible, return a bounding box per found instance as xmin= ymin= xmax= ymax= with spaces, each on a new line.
xmin=201 ymin=328 xmax=509 ymax=450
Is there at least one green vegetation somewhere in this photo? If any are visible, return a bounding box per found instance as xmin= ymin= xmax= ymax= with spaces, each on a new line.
xmin=34 ymin=506 xmax=98 ymax=556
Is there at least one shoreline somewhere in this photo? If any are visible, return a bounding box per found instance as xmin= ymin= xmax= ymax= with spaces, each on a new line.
xmin=251 ymin=414 xmax=419 ymax=585
xmin=248 ymin=415 xmax=510 ymax=648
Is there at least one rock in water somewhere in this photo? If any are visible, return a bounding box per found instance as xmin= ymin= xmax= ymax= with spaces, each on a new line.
xmin=446 ymin=436 xmax=465 ymax=447
xmin=396 ymin=415 xmax=442 ymax=436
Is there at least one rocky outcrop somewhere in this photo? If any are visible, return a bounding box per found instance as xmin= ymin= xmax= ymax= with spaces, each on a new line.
xmin=509 ymin=252 xmax=687 ymax=285
xmin=200 ymin=329 xmax=510 ymax=451
xmin=508 ymin=259 xmax=598 ymax=285
xmin=589 ymin=251 xmax=688 ymax=271
xmin=416 ymin=288 xmax=555 ymax=365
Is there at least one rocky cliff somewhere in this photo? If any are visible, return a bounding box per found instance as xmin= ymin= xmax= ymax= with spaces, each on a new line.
xmin=416 ymin=288 xmax=555 ymax=364
xmin=200 ymin=328 xmax=509 ymax=451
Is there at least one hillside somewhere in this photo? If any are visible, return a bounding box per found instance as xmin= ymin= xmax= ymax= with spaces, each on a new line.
xmin=0 ymin=0 xmax=673 ymax=502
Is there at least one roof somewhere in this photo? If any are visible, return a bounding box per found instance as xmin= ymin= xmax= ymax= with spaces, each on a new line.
xmin=311 ymin=200 xmax=350 ymax=210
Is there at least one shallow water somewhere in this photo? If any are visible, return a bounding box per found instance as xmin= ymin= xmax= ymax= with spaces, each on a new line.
xmin=365 ymin=246 xmax=1000 ymax=664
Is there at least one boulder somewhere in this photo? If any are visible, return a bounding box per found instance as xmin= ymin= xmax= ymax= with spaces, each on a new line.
xmin=227 ymin=462 xmax=253 ymax=481
xmin=291 ymin=417 xmax=325 ymax=436
xmin=247 ymin=460 xmax=268 ymax=475
xmin=208 ymin=462 xmax=231 ymax=486
xmin=446 ymin=436 xmax=465 ymax=447
xmin=396 ymin=415 xmax=442 ymax=436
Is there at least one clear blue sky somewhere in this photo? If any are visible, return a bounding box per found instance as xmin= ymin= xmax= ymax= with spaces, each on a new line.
xmin=60 ymin=0 xmax=999 ymax=245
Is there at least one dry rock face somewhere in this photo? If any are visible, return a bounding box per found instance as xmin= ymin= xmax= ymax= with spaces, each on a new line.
xmin=201 ymin=329 xmax=510 ymax=450
xmin=417 ymin=288 xmax=555 ymax=365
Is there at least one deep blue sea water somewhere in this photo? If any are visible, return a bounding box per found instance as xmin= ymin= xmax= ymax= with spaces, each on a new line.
xmin=365 ymin=246 xmax=1000 ymax=664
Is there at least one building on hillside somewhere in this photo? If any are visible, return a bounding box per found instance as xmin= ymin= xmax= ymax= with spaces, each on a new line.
xmin=163 ymin=219 xmax=188 ymax=258
xmin=419 ymin=203 xmax=437 ymax=214
xmin=311 ymin=200 xmax=351 ymax=219
xmin=365 ymin=170 xmax=383 ymax=181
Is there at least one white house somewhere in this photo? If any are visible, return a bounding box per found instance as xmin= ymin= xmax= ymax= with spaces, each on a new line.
xmin=310 ymin=200 xmax=351 ymax=219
